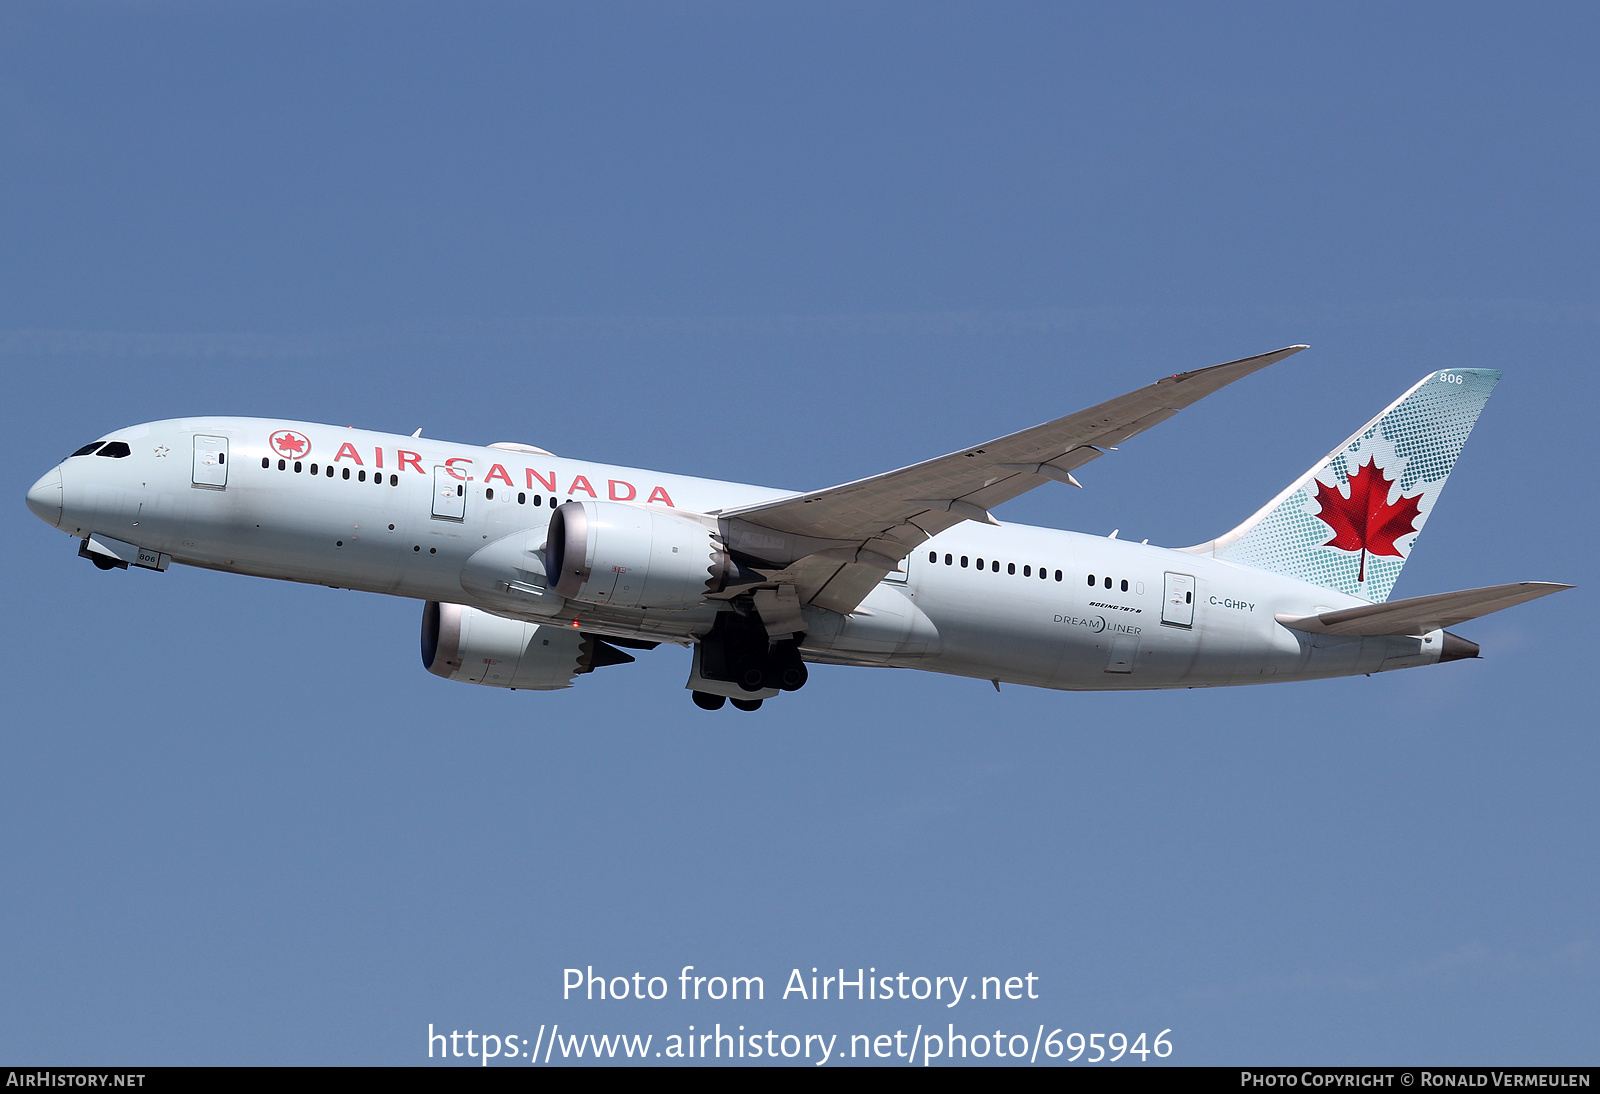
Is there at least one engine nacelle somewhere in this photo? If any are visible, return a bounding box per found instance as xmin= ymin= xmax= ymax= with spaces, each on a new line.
xmin=421 ymin=601 xmax=634 ymax=690
xmin=545 ymin=500 xmax=729 ymax=609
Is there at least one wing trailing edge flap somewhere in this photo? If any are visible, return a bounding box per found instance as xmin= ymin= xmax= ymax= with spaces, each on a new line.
xmin=716 ymin=345 xmax=1307 ymax=614
xmin=1276 ymin=582 xmax=1572 ymax=637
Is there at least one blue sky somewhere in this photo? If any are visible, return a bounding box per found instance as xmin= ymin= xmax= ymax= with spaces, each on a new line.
xmin=2 ymin=2 xmax=1594 ymax=1065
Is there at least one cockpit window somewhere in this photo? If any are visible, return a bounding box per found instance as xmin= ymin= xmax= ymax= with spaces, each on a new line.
xmin=70 ymin=442 xmax=104 ymax=457
xmin=96 ymin=442 xmax=132 ymax=458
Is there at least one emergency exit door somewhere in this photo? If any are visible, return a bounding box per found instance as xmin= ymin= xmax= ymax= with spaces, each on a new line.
xmin=1162 ymin=572 xmax=1195 ymax=627
xmin=192 ymin=435 xmax=228 ymax=488
xmin=432 ymin=466 xmax=466 ymax=520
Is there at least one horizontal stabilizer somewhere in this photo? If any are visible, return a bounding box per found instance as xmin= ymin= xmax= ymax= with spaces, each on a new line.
xmin=1276 ymin=582 xmax=1572 ymax=637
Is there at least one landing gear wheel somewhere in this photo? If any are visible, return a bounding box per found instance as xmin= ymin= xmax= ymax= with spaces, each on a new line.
xmin=692 ymin=691 xmax=726 ymax=711
xmin=765 ymin=640 xmax=809 ymax=691
xmin=737 ymin=667 xmax=767 ymax=693
xmin=730 ymin=698 xmax=763 ymax=712
xmin=91 ymin=556 xmax=120 ymax=571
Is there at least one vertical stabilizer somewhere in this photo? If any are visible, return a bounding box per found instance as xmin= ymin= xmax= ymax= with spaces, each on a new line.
xmin=1187 ymin=368 xmax=1500 ymax=603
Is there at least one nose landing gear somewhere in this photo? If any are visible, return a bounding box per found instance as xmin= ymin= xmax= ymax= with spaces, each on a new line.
xmin=77 ymin=539 xmax=127 ymax=570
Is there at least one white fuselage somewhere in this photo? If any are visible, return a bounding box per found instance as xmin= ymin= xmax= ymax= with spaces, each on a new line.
xmin=27 ymin=417 xmax=1448 ymax=691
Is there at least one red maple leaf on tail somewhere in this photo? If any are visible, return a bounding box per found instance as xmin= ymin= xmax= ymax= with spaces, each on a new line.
xmin=1312 ymin=457 xmax=1422 ymax=583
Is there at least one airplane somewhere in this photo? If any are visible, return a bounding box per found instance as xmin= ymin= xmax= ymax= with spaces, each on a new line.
xmin=24 ymin=346 xmax=1570 ymax=712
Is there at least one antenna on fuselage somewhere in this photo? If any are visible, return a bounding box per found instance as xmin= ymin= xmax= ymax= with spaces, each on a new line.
xmin=411 ymin=428 xmax=422 ymax=438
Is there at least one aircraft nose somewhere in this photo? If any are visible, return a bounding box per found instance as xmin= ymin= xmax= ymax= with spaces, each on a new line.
xmin=26 ymin=466 xmax=63 ymax=528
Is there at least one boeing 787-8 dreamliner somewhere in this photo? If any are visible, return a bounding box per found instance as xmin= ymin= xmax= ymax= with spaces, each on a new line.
xmin=24 ymin=347 xmax=1568 ymax=711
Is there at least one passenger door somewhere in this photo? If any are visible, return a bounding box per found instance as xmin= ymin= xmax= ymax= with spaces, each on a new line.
xmin=192 ymin=435 xmax=228 ymax=488
xmin=432 ymin=465 xmax=466 ymax=521
xmin=1162 ymin=572 xmax=1195 ymax=627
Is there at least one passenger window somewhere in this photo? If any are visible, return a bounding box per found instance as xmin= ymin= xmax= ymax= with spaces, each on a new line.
xmin=991 ymin=560 xmax=999 ymax=572
xmin=310 ymin=463 xmax=318 ymax=474
xmin=486 ymin=488 xmax=495 ymax=500
xmin=342 ymin=467 xmax=350 ymax=479
xmin=278 ymin=459 xmax=287 ymax=470
xmin=1055 ymin=570 xmax=1062 ymax=581
xmin=1121 ymin=579 xmax=1129 ymax=592
xmin=1007 ymin=563 xmax=1015 ymax=575
xmin=549 ymin=496 xmax=558 ymax=508
xmin=944 ymin=553 xmax=952 ymax=565
xmin=1087 ymin=574 xmax=1095 ymax=585
xmin=960 ymin=556 xmax=969 ymax=568
xmin=1104 ymin=576 xmax=1112 ymax=589
xmin=928 ymin=551 xmax=937 ymax=563
xmin=390 ymin=474 xmax=398 ymax=486
xmin=97 ymin=442 xmax=131 ymax=458
xmin=359 ymin=470 xmax=367 ymax=482
xmin=976 ymin=557 xmax=984 ymax=569
xmin=519 ymin=493 xmax=527 ymax=505
xmin=326 ymin=465 xmax=334 ymax=477
xmin=294 ymin=461 xmax=302 ymax=473
xmin=533 ymin=495 xmax=543 ymax=506
xmin=70 ymin=442 xmax=105 ymax=457
xmin=261 ymin=457 xmax=270 ymax=468
xmin=1023 ymin=565 xmax=1031 ymax=577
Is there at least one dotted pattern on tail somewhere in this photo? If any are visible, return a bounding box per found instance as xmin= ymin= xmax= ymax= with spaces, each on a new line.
xmin=1211 ymin=368 xmax=1499 ymax=604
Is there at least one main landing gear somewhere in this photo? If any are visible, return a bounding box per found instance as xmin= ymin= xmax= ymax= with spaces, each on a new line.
xmin=691 ymin=692 xmax=765 ymax=712
xmin=687 ymin=603 xmax=810 ymax=712
xmin=699 ymin=610 xmax=808 ymax=693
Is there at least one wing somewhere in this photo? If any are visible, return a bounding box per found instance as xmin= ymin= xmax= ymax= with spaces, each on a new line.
xmin=717 ymin=345 xmax=1307 ymax=614
xmin=1276 ymin=582 xmax=1572 ymax=636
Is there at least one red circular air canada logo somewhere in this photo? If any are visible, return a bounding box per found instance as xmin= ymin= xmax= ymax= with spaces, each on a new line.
xmin=270 ymin=430 xmax=311 ymax=460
